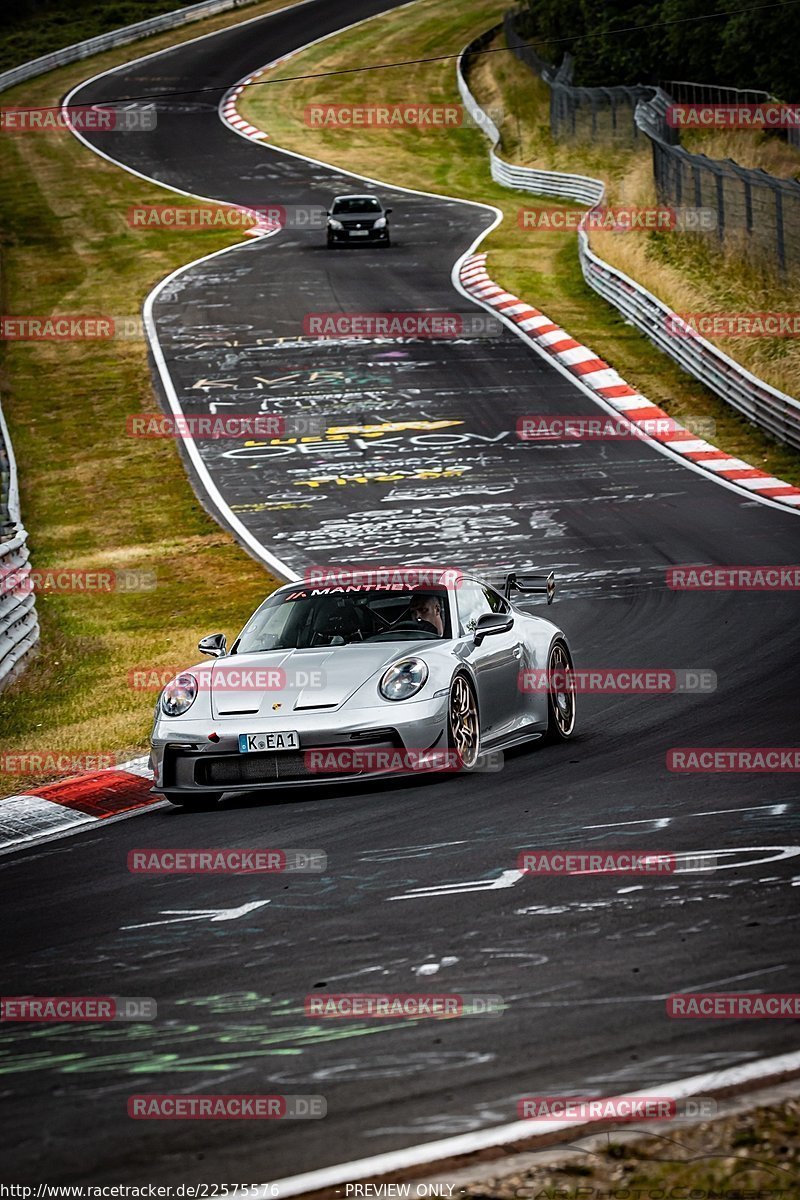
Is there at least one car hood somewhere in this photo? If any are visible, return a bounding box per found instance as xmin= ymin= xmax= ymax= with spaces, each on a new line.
xmin=204 ymin=644 xmax=431 ymax=719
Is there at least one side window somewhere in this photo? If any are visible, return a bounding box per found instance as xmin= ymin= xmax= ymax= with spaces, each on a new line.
xmin=457 ymin=580 xmax=495 ymax=634
xmin=483 ymin=585 xmax=510 ymax=614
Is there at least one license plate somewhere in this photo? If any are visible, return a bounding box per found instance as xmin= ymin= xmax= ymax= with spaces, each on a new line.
xmin=349 ymin=229 xmax=369 ymax=236
xmin=239 ymin=731 xmax=299 ymax=753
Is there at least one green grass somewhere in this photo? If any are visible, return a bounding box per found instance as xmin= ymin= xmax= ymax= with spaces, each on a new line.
xmin=0 ymin=0 xmax=295 ymax=787
xmin=239 ymin=0 xmax=800 ymax=486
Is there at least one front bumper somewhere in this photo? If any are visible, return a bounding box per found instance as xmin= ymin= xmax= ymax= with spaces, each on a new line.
xmin=328 ymin=225 xmax=389 ymax=242
xmin=150 ymin=695 xmax=449 ymax=794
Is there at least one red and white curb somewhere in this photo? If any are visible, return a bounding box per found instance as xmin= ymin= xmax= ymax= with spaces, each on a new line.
xmin=461 ymin=253 xmax=800 ymax=509
xmin=221 ymin=78 xmax=270 ymax=143
xmin=0 ymin=756 xmax=158 ymax=853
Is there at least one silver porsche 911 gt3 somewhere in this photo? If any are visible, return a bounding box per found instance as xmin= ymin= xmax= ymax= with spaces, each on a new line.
xmin=149 ymin=570 xmax=576 ymax=808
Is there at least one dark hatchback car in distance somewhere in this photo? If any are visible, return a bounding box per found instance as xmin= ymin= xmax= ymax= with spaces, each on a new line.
xmin=326 ymin=194 xmax=392 ymax=246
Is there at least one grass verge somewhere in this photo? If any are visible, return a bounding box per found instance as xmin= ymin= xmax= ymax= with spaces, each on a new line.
xmin=240 ymin=2 xmax=800 ymax=487
xmin=461 ymin=1096 xmax=800 ymax=1198
xmin=0 ymin=0 xmax=295 ymax=788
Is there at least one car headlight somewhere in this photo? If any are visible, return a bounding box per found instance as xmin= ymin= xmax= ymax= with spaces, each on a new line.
xmin=328 ymin=218 xmax=343 ymax=230
xmin=161 ymin=673 xmax=198 ymax=717
xmin=380 ymin=658 xmax=428 ymax=701
xmin=373 ymin=216 xmax=387 ymax=229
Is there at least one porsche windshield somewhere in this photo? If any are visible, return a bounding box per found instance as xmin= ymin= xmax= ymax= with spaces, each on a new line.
xmin=234 ymin=587 xmax=450 ymax=651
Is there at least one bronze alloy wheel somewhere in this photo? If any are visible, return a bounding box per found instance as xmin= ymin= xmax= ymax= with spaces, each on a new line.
xmin=448 ymin=674 xmax=480 ymax=769
xmin=544 ymin=639 xmax=576 ymax=741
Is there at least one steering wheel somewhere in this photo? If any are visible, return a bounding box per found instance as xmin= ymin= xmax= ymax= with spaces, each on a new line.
xmin=392 ymin=619 xmax=439 ymax=635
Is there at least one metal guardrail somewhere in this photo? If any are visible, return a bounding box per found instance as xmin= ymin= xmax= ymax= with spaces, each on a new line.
xmin=505 ymin=12 xmax=800 ymax=274
xmin=0 ymin=403 xmax=39 ymax=687
xmin=457 ymin=31 xmax=800 ymax=453
xmin=660 ymin=80 xmax=800 ymax=151
xmin=577 ymin=235 xmax=800 ymax=451
xmin=457 ymin=30 xmax=604 ymax=207
xmin=635 ymin=89 xmax=800 ymax=275
xmin=0 ymin=0 xmax=260 ymax=94
xmin=504 ymin=13 xmax=652 ymax=146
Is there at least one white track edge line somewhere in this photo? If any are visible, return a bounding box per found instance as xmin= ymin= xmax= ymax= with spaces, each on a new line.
xmin=262 ymin=1049 xmax=800 ymax=1196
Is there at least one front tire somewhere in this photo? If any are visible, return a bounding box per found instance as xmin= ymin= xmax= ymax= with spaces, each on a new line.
xmin=542 ymin=638 xmax=576 ymax=742
xmin=162 ymin=791 xmax=222 ymax=809
xmin=447 ymin=674 xmax=480 ymax=769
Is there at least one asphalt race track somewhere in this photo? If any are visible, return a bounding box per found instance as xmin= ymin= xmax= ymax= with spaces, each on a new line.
xmin=2 ymin=0 xmax=800 ymax=1184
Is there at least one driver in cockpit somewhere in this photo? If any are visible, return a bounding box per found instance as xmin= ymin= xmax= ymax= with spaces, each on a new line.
xmin=406 ymin=592 xmax=444 ymax=637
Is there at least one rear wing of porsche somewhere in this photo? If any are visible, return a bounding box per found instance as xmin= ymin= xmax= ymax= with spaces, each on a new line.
xmin=504 ymin=571 xmax=556 ymax=604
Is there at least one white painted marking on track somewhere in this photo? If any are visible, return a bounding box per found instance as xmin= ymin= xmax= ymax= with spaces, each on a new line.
xmin=583 ymin=817 xmax=673 ymax=830
xmin=388 ymin=869 xmax=523 ymax=900
xmin=694 ymin=804 xmax=790 ymax=817
xmin=414 ymin=956 xmax=459 ymax=976
xmin=122 ymin=900 xmax=270 ymax=929
xmin=584 ymin=803 xmax=790 ymax=830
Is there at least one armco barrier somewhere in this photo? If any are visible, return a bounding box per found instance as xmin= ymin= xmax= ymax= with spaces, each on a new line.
xmin=457 ymin=31 xmax=604 ymax=207
xmin=0 ymin=402 xmax=39 ymax=687
xmin=457 ymin=30 xmax=800 ymax=453
xmin=577 ymin=237 xmax=800 ymax=451
xmin=0 ymin=0 xmax=260 ymax=95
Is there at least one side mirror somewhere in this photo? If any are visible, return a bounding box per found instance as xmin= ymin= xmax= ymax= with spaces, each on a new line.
xmin=473 ymin=612 xmax=513 ymax=646
xmin=198 ymin=632 xmax=227 ymax=658
xmin=385 ymin=208 xmax=393 ymax=215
